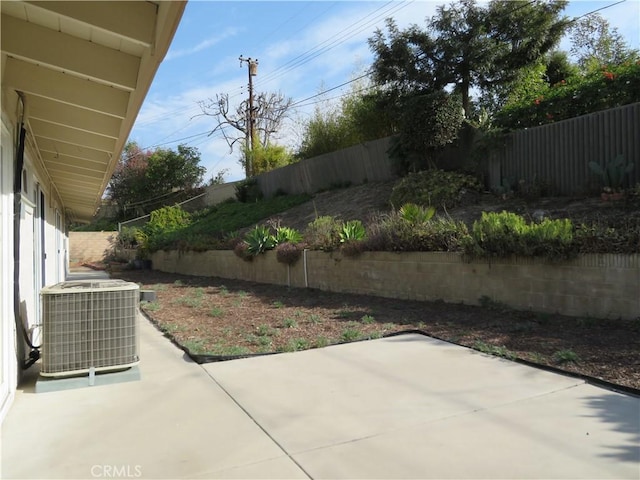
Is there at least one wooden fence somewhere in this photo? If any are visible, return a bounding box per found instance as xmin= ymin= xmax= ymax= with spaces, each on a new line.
xmin=178 ymin=102 xmax=640 ymax=211
xmin=489 ymin=102 xmax=640 ymax=195
xmin=257 ymin=136 xmax=395 ymax=198
xmin=253 ymin=102 xmax=639 ymax=199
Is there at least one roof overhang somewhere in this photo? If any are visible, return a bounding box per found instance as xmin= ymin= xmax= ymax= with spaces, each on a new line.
xmin=1 ymin=1 xmax=186 ymax=222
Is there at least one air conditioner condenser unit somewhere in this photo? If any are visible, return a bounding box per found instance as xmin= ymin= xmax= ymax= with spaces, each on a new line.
xmin=40 ymin=279 xmax=140 ymax=377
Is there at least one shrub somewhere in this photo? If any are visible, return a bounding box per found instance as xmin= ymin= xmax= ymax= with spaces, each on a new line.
xmin=464 ymin=211 xmax=575 ymax=260
xmin=146 ymin=205 xmax=191 ymax=235
xmin=574 ymin=220 xmax=640 ymax=255
xmin=143 ymin=205 xmax=191 ymax=254
xmin=116 ymin=226 xmax=139 ymax=248
xmin=233 ymin=241 xmax=252 ymax=261
xmin=390 ymin=169 xmax=481 ymax=210
xmin=276 ymin=242 xmax=304 ymax=265
xmin=304 ymin=216 xmax=342 ymax=251
xmin=495 ymin=61 xmax=640 ymax=130
xmin=340 ymin=239 xmax=366 ymax=257
xmin=390 ymin=91 xmax=464 ymax=174
xmin=363 ymin=211 xmax=469 ymax=253
xmin=235 ymin=177 xmax=263 ymax=203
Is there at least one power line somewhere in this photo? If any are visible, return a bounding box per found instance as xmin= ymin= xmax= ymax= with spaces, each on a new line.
xmin=571 ymin=0 xmax=626 ymax=22
xmin=256 ymin=1 xmax=413 ymax=88
xmin=131 ymin=2 xmax=411 ymax=145
xmin=290 ymin=71 xmax=373 ymax=108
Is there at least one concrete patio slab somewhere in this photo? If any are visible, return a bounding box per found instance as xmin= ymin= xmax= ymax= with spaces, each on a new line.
xmin=1 ymin=316 xmax=308 ymax=480
xmin=204 ymin=334 xmax=640 ymax=479
xmin=3 ymin=269 xmax=638 ymax=479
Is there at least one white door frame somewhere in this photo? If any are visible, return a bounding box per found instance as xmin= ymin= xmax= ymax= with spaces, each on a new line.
xmin=0 ymin=122 xmax=16 ymax=422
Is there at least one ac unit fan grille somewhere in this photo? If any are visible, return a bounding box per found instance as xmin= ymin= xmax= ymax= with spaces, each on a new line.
xmin=41 ymin=282 xmax=139 ymax=376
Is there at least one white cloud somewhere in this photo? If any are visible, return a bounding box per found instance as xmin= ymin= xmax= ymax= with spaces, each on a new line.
xmin=165 ymin=27 xmax=241 ymax=61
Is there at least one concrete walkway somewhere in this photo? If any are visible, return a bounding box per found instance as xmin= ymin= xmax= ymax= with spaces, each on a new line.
xmin=2 ymin=271 xmax=639 ymax=478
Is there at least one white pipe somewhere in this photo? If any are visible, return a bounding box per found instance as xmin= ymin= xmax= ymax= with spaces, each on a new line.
xmin=303 ymin=249 xmax=308 ymax=288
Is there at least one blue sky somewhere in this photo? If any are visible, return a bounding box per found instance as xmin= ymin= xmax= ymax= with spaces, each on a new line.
xmin=130 ymin=0 xmax=640 ymax=183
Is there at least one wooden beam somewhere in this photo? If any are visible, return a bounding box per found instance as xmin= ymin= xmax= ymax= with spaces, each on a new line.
xmin=28 ymin=1 xmax=156 ymax=47
xmin=1 ymin=14 xmax=140 ymax=90
xmin=29 ymin=118 xmax=116 ymax=153
xmin=28 ymin=97 xmax=121 ymax=139
xmin=47 ymin=165 xmax=105 ymax=182
xmin=4 ymin=57 xmax=129 ymax=118
xmin=35 ymin=137 xmax=112 ymax=165
xmin=42 ymin=152 xmax=107 ymax=174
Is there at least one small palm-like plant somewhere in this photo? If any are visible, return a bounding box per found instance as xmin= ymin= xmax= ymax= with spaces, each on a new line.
xmin=399 ymin=203 xmax=435 ymax=225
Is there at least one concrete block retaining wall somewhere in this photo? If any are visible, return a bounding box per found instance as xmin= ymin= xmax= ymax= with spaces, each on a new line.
xmin=150 ymin=250 xmax=640 ymax=320
xmin=69 ymin=231 xmax=116 ymax=264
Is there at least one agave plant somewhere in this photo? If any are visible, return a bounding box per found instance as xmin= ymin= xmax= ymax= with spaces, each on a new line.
xmin=245 ymin=225 xmax=276 ymax=255
xmin=588 ymin=155 xmax=634 ymax=192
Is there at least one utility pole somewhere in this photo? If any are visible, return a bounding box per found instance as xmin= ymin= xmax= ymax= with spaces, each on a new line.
xmin=239 ymin=55 xmax=258 ymax=177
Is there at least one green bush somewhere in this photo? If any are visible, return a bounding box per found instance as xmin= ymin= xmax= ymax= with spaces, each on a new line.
xmin=116 ymin=226 xmax=139 ymax=248
xmin=390 ymin=169 xmax=481 ymax=210
xmin=304 ymin=216 xmax=342 ymax=251
xmin=363 ymin=211 xmax=470 ymax=253
xmin=235 ymin=177 xmax=263 ymax=203
xmin=143 ymin=205 xmax=191 ymax=254
xmin=145 ymin=194 xmax=310 ymax=252
xmin=495 ymin=61 xmax=640 ymax=130
xmin=145 ymin=205 xmax=191 ymax=235
xmin=464 ymin=211 xmax=575 ymax=260
xmin=390 ymin=91 xmax=464 ymax=174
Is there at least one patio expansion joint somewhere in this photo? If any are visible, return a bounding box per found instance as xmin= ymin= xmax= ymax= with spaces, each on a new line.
xmin=199 ymin=365 xmax=314 ymax=480
xmin=288 ymin=381 xmax=589 ymax=457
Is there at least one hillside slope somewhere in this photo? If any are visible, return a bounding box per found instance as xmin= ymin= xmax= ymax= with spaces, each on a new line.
xmin=260 ymin=180 xmax=638 ymax=231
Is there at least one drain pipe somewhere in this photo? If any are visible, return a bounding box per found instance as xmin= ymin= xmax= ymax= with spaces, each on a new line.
xmin=13 ymin=93 xmax=40 ymax=369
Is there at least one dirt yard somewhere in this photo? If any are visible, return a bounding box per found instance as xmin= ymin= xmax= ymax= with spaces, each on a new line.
xmin=107 ymin=181 xmax=639 ymax=393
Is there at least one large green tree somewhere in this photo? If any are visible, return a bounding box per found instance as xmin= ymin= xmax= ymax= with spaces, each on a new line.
xmin=107 ymin=142 xmax=205 ymax=218
xmin=368 ymin=0 xmax=569 ymax=117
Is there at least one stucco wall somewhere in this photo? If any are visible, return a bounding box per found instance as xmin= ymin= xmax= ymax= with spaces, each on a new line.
xmin=69 ymin=231 xmax=116 ymax=264
xmin=150 ymin=250 xmax=640 ymax=320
